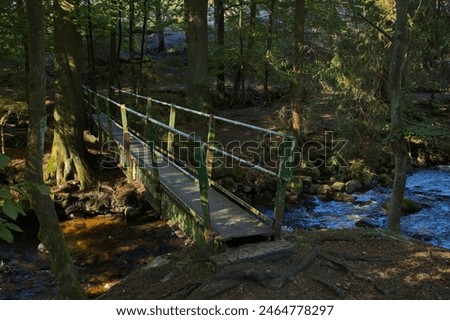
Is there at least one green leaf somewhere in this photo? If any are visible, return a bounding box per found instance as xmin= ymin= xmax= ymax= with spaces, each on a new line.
xmin=5 ymin=222 xmax=22 ymax=232
xmin=9 ymin=185 xmax=32 ymax=201
xmin=0 ymin=226 xmax=14 ymax=243
xmin=0 ymin=154 xmax=10 ymax=170
xmin=0 ymin=188 xmax=13 ymax=200
xmin=1 ymin=199 xmax=25 ymax=220
xmin=36 ymin=184 xmax=51 ymax=196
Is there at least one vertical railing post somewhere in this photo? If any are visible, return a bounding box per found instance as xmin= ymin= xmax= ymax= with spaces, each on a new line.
xmin=206 ymin=115 xmax=216 ymax=178
xmin=85 ymin=88 xmax=93 ymax=132
xmin=167 ymin=104 xmax=176 ymax=155
xmin=105 ymin=98 xmax=113 ymax=140
xmin=93 ymin=94 xmax=102 ymax=143
xmin=144 ymin=98 xmax=162 ymax=214
xmin=120 ymin=104 xmax=132 ymax=182
xmin=273 ymin=134 xmax=296 ymax=239
xmin=194 ymin=138 xmax=212 ymax=244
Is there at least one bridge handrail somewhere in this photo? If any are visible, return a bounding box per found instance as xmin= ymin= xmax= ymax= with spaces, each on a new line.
xmin=85 ymin=87 xmax=199 ymax=143
xmin=83 ymin=86 xmax=295 ymax=238
xmin=110 ymin=87 xmax=284 ymax=138
xmin=109 ymin=87 xmax=286 ymax=177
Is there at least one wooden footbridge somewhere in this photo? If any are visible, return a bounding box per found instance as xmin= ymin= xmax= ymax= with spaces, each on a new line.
xmin=83 ymin=87 xmax=296 ymax=251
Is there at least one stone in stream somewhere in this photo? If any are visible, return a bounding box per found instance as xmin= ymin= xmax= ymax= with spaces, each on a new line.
xmin=331 ymin=181 xmax=346 ymax=192
xmin=345 ymin=179 xmax=363 ymax=194
xmin=383 ymin=197 xmax=422 ymax=215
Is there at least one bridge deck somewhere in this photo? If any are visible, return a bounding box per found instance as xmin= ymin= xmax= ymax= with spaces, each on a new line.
xmin=97 ymin=114 xmax=274 ymax=242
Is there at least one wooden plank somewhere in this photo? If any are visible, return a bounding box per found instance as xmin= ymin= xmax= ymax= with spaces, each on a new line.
xmin=95 ymin=113 xmax=274 ymax=241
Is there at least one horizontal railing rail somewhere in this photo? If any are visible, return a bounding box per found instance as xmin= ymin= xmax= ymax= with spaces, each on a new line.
xmin=82 ymin=86 xmax=296 ymax=238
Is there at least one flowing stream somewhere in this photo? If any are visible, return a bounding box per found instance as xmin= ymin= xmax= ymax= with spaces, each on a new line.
xmin=269 ymin=167 xmax=450 ymax=249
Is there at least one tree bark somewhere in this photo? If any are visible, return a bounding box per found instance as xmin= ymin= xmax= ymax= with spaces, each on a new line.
xmin=139 ymin=0 xmax=149 ymax=91
xmin=232 ymin=0 xmax=244 ymax=106
xmin=186 ymin=0 xmax=211 ymax=111
xmin=387 ymin=0 xmax=409 ymax=232
xmin=291 ymin=0 xmax=306 ymax=138
xmin=214 ymin=0 xmax=225 ymax=98
xmin=86 ymin=0 xmax=96 ymax=91
xmin=264 ymin=0 xmax=276 ymax=100
xmin=108 ymin=27 xmax=117 ymax=98
xmin=117 ymin=4 xmax=123 ymax=90
xmin=155 ymin=0 xmax=165 ymax=52
xmin=25 ymin=0 xmax=86 ymax=299
xmin=129 ymin=0 xmax=137 ymax=93
xmin=49 ymin=0 xmax=93 ymax=190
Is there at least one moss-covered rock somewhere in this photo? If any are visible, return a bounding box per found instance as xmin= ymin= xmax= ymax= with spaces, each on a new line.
xmin=287 ymin=175 xmax=304 ymax=194
xmin=377 ymin=173 xmax=394 ymax=187
xmin=383 ymin=197 xmax=422 ymax=215
xmin=298 ymin=165 xmax=321 ymax=182
xmin=331 ymin=181 xmax=346 ymax=192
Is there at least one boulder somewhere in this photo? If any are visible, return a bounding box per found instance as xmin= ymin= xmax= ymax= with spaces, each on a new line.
xmin=298 ymin=166 xmax=321 ymax=182
xmin=306 ymin=184 xmax=319 ymax=195
xmin=345 ymin=179 xmax=363 ymax=194
xmin=377 ymin=173 xmax=394 ymax=187
xmin=333 ymin=192 xmax=354 ymax=202
xmin=331 ymin=181 xmax=346 ymax=192
xmin=287 ymin=175 xmax=304 ymax=194
xmin=300 ymin=175 xmax=313 ymax=185
xmin=383 ymin=197 xmax=422 ymax=215
xmin=355 ymin=219 xmax=378 ymax=229
xmin=124 ymin=207 xmax=146 ymax=223
xmin=316 ymin=184 xmax=332 ymax=196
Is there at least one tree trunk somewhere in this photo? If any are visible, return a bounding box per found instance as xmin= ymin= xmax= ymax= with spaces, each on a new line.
xmin=117 ymin=5 xmax=123 ymax=90
xmin=232 ymin=0 xmax=244 ymax=106
xmin=129 ymin=0 xmax=137 ymax=93
xmin=186 ymin=0 xmax=211 ymax=111
xmin=388 ymin=0 xmax=409 ymax=233
xmin=139 ymin=0 xmax=149 ymax=91
xmin=214 ymin=0 xmax=225 ymax=98
xmin=246 ymin=0 xmax=257 ymax=84
xmin=264 ymin=0 xmax=276 ymax=100
xmin=17 ymin=0 xmax=29 ymax=73
xmin=25 ymin=0 xmax=86 ymax=299
xmin=155 ymin=0 xmax=165 ymax=52
xmin=108 ymin=27 xmax=117 ymax=98
xmin=291 ymin=0 xmax=306 ymax=138
xmin=86 ymin=0 xmax=96 ymax=91
xmin=49 ymin=0 xmax=93 ymax=190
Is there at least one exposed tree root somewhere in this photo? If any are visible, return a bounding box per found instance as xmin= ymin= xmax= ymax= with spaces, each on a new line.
xmin=301 ymin=232 xmax=360 ymax=244
xmin=156 ymin=244 xmax=396 ymax=300
xmin=308 ymin=275 xmax=347 ymax=299
xmin=288 ymin=248 xmax=319 ymax=278
xmin=187 ymin=280 xmax=241 ymax=299
xmin=159 ymin=282 xmax=202 ymax=299
xmin=318 ymin=251 xmax=389 ymax=297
